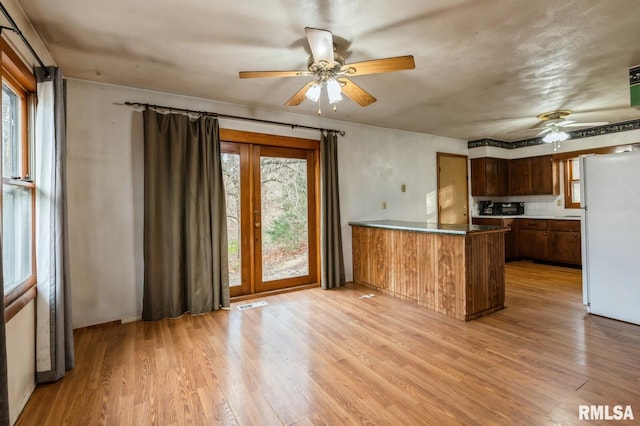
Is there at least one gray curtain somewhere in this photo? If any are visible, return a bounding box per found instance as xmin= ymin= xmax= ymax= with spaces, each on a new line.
xmin=143 ymin=109 xmax=229 ymax=320
xmin=1 ymin=241 xmax=8 ymax=426
xmin=321 ymin=131 xmax=345 ymax=289
xmin=34 ymin=67 xmax=74 ymax=383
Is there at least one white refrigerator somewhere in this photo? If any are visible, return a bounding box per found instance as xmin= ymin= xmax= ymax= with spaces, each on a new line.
xmin=580 ymin=150 xmax=640 ymax=326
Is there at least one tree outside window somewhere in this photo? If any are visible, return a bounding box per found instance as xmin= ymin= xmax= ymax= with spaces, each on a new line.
xmin=1 ymin=46 xmax=37 ymax=313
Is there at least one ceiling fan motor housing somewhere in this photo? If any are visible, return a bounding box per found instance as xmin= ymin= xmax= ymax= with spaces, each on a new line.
xmin=307 ymin=50 xmax=345 ymax=81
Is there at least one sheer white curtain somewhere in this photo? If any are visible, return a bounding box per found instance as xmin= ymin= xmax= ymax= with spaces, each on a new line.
xmin=0 ymin=242 xmax=8 ymax=426
xmin=34 ymin=67 xmax=74 ymax=383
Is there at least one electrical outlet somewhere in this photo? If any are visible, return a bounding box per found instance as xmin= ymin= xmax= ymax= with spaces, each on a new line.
xmin=556 ymin=199 xmax=562 ymax=206
xmin=401 ymin=184 xmax=406 ymax=192
xmin=383 ymin=201 xmax=387 ymax=209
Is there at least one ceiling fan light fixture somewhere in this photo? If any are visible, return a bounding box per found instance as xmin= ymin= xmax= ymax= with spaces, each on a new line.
xmin=542 ymin=129 xmax=570 ymax=143
xmin=326 ymin=78 xmax=342 ymax=104
xmin=305 ymin=82 xmax=322 ymax=102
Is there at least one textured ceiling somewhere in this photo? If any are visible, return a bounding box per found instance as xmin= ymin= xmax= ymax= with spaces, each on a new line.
xmin=14 ymin=0 xmax=640 ymax=141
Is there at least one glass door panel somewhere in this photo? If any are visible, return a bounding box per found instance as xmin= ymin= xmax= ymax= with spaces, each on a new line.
xmin=221 ymin=151 xmax=242 ymax=288
xmin=260 ymin=156 xmax=309 ymax=282
xmin=254 ymin=146 xmax=317 ymax=293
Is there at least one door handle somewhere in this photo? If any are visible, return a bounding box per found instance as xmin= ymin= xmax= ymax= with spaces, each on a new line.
xmin=255 ymin=222 xmax=261 ymax=228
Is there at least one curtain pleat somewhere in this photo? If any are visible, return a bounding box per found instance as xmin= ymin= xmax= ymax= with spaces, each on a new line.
xmin=34 ymin=66 xmax=74 ymax=384
xmin=143 ymin=110 xmax=229 ymax=321
xmin=321 ymin=131 xmax=345 ymax=289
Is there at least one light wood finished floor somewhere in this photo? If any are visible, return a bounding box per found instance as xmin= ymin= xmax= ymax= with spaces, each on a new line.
xmin=17 ymin=261 xmax=640 ymax=425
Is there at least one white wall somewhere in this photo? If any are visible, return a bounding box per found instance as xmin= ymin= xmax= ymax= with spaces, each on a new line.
xmin=338 ymin=124 xmax=468 ymax=279
xmin=5 ymin=300 xmax=36 ymax=425
xmin=65 ymin=78 xmax=467 ymax=326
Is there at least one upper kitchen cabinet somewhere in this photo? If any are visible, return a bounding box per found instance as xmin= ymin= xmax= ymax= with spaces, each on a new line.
xmin=471 ymin=157 xmax=509 ymax=196
xmin=507 ymin=155 xmax=560 ymax=196
xmin=530 ymin=155 xmax=560 ymax=195
xmin=509 ymin=157 xmax=531 ymax=195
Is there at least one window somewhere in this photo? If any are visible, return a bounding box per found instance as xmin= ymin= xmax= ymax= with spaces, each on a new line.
xmin=1 ymin=38 xmax=37 ymax=317
xmin=564 ymin=158 xmax=580 ymax=208
xmin=556 ymin=144 xmax=640 ymax=209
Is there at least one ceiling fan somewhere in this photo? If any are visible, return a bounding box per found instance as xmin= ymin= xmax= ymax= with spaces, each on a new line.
xmin=509 ymin=110 xmax=608 ymax=142
xmin=239 ymin=27 xmax=415 ymax=110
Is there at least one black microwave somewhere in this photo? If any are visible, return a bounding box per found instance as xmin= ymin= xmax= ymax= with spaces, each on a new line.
xmin=495 ymin=202 xmax=525 ymax=215
xmin=478 ymin=201 xmax=525 ymax=216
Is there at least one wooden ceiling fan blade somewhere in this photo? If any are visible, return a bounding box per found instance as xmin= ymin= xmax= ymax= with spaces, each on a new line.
xmin=341 ymin=55 xmax=415 ymax=76
xmin=536 ymin=128 xmax=552 ymax=136
xmin=562 ymin=121 xmax=609 ymax=127
xmin=338 ymin=78 xmax=376 ymax=106
xmin=239 ymin=70 xmax=311 ymax=78
xmin=305 ymin=27 xmax=334 ymax=65
xmin=285 ymin=81 xmax=315 ymax=106
xmin=507 ymin=126 xmax=547 ymax=135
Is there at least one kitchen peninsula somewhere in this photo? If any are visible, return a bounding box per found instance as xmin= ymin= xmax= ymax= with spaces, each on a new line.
xmin=349 ymin=220 xmax=508 ymax=321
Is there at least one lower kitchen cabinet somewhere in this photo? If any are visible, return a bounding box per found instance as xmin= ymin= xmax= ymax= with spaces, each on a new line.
xmin=473 ymin=217 xmax=581 ymax=265
xmin=517 ymin=219 xmax=549 ymax=260
xmin=502 ymin=218 xmax=517 ymax=260
xmin=548 ymin=220 xmax=582 ymax=265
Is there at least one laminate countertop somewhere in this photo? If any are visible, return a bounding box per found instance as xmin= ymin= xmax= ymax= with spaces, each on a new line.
xmin=472 ymin=215 xmax=581 ymax=220
xmin=348 ymin=220 xmax=507 ymax=235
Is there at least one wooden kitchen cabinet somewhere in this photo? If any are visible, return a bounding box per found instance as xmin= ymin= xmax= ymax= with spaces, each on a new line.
xmin=471 ymin=157 xmax=509 ymax=196
xmin=472 ymin=217 xmax=517 ymax=260
xmin=505 ymin=156 xmax=559 ymax=196
xmin=509 ymin=158 xmax=531 ymax=195
xmin=502 ymin=218 xmax=517 ymax=260
xmin=475 ymin=217 xmax=581 ymax=265
xmin=517 ymin=219 xmax=549 ymax=260
xmin=549 ymin=220 xmax=581 ymax=265
xmin=530 ymin=155 xmax=560 ymax=195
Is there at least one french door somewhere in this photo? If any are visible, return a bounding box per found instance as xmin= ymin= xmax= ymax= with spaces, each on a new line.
xmin=220 ymin=130 xmax=319 ymax=297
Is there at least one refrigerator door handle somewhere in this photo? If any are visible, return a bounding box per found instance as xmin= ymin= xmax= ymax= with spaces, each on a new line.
xmin=579 ymin=154 xmax=594 ymax=209
xmin=579 ymin=155 xmax=593 ymax=309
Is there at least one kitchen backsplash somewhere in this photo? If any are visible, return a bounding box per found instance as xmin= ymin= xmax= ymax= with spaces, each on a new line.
xmin=471 ymin=195 xmax=580 ymax=216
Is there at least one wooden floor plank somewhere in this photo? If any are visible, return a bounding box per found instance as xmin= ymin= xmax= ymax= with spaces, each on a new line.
xmin=15 ymin=261 xmax=640 ymax=425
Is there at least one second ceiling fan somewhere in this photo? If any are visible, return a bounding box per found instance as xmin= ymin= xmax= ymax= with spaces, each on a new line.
xmin=239 ymin=27 xmax=415 ymax=110
xmin=510 ymin=110 xmax=609 ymax=142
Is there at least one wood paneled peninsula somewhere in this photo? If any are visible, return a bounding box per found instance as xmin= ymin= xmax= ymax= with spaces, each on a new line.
xmin=350 ymin=220 xmax=507 ymax=321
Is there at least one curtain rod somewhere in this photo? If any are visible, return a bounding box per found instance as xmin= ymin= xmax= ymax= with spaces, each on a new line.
xmin=125 ymin=101 xmax=346 ymax=136
xmin=0 ymin=2 xmax=50 ymax=74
